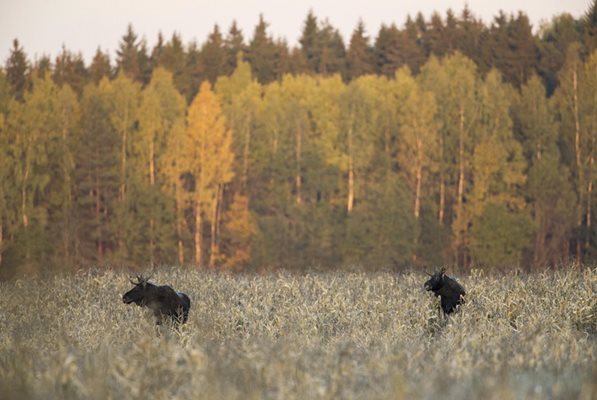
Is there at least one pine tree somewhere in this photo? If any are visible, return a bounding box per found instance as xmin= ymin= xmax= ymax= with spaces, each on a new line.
xmin=456 ymin=4 xmax=485 ymax=69
xmin=318 ymin=21 xmax=346 ymax=75
xmin=5 ymin=39 xmax=30 ymax=101
xmin=160 ymin=33 xmax=188 ymax=95
xmin=515 ymin=75 xmax=575 ymax=265
xmin=89 ymin=47 xmax=111 ymax=84
xmin=246 ymin=15 xmax=278 ymax=83
xmin=184 ymin=41 xmax=202 ymax=102
xmin=299 ymin=10 xmax=320 ymax=73
xmin=536 ymin=13 xmax=583 ymax=95
xmin=116 ymin=24 xmax=142 ymax=81
xmin=423 ymin=12 xmax=445 ymax=57
xmin=225 ymin=21 xmax=245 ymax=74
xmin=346 ymin=20 xmax=373 ymax=80
xmin=32 ymin=56 xmax=51 ymax=79
xmin=583 ymin=0 xmax=597 ymax=53
xmin=150 ymin=32 xmax=165 ymax=70
xmin=373 ymin=24 xmax=402 ymax=76
xmin=53 ymin=46 xmax=88 ymax=96
xmin=199 ymin=25 xmax=227 ymax=84
xmin=75 ymin=80 xmax=120 ymax=263
xmin=402 ymin=15 xmax=426 ymax=73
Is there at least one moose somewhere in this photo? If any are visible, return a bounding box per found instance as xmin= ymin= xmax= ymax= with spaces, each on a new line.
xmin=123 ymin=275 xmax=191 ymax=324
xmin=424 ymin=267 xmax=466 ymax=314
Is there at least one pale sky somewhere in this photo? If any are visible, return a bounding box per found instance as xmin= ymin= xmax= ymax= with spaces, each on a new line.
xmin=0 ymin=0 xmax=591 ymax=65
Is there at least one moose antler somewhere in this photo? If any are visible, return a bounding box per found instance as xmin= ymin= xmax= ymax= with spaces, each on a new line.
xmin=129 ymin=274 xmax=152 ymax=285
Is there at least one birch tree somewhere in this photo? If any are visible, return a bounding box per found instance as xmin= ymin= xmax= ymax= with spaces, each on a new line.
xmin=181 ymin=81 xmax=234 ymax=267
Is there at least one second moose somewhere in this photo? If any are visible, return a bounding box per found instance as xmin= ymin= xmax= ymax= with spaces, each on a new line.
xmin=424 ymin=267 xmax=466 ymax=314
xmin=123 ymin=275 xmax=191 ymax=324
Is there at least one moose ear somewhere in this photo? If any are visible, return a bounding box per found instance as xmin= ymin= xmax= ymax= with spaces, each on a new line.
xmin=439 ymin=267 xmax=446 ymax=276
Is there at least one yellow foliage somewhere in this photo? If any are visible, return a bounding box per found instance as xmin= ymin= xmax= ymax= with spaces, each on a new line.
xmin=184 ymin=81 xmax=234 ymax=205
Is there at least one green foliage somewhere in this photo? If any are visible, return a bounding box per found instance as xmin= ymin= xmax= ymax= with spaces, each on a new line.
xmin=115 ymin=24 xmax=144 ymax=81
xmin=2 ymin=6 xmax=597 ymax=272
xmin=88 ymin=48 xmax=111 ymax=84
xmin=246 ymin=15 xmax=278 ymax=84
xmin=199 ymin=25 xmax=227 ymax=85
xmin=53 ymin=47 xmax=88 ymax=96
xmin=470 ymin=204 xmax=533 ymax=268
xmin=344 ymin=174 xmax=417 ymax=268
xmin=5 ymin=39 xmax=29 ymax=101
xmin=345 ymin=20 xmax=373 ymax=80
xmin=74 ymin=80 xmax=120 ymax=265
xmin=526 ymin=154 xmax=576 ymax=265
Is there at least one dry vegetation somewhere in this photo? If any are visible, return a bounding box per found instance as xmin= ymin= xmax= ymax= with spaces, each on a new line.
xmin=0 ymin=267 xmax=595 ymax=399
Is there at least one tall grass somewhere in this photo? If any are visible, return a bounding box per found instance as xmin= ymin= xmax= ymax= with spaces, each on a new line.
xmin=0 ymin=267 xmax=595 ymax=399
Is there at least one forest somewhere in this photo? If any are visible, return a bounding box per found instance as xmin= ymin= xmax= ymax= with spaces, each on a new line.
xmin=0 ymin=4 xmax=596 ymax=276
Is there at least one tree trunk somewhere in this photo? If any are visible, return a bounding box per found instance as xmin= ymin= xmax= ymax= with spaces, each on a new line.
xmin=61 ymin=121 xmax=72 ymax=266
xmin=295 ymin=124 xmax=302 ymax=205
xmin=347 ymin=156 xmax=354 ymax=213
xmin=149 ymin=138 xmax=155 ymax=264
xmin=586 ymin=176 xmax=593 ymax=253
xmin=120 ymin=111 xmax=129 ymax=202
xmin=209 ymin=185 xmax=223 ymax=268
xmin=533 ymin=204 xmax=546 ymax=267
xmin=415 ymin=164 xmax=422 ymax=219
xmin=176 ymin=183 xmax=184 ymax=265
xmin=194 ymin=202 xmax=202 ymax=267
xmin=456 ymin=106 xmax=466 ymax=266
xmin=457 ymin=107 xmax=465 ymax=213
xmin=439 ymin=176 xmax=445 ymax=225
xmin=438 ymin=133 xmax=445 ymax=225
xmin=149 ymin=218 xmax=155 ymax=266
xmin=242 ymin=119 xmax=251 ymax=193
xmin=347 ymin=125 xmax=354 ymax=214
xmin=414 ymin=137 xmax=423 ymax=219
xmin=0 ymin=224 xmax=3 ymax=266
xmin=149 ymin=138 xmax=155 ymax=186
xmin=21 ymin=159 xmax=29 ymax=228
xmin=95 ymin=175 xmax=103 ymax=262
xmin=573 ymin=68 xmax=583 ymax=263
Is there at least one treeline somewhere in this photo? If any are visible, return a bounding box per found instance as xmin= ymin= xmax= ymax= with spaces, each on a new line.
xmin=0 ymin=5 xmax=596 ymax=276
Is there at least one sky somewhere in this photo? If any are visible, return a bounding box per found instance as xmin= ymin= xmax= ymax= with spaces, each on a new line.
xmin=0 ymin=0 xmax=591 ymax=65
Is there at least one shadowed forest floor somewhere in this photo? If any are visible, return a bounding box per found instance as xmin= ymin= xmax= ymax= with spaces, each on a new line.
xmin=0 ymin=267 xmax=595 ymax=399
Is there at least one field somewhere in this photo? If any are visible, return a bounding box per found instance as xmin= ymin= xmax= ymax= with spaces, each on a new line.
xmin=0 ymin=267 xmax=595 ymax=399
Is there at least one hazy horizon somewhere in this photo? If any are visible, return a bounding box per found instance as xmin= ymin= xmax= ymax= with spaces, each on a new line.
xmin=0 ymin=0 xmax=591 ymax=65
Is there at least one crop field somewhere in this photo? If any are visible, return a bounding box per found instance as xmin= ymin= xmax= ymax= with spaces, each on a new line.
xmin=0 ymin=267 xmax=595 ymax=399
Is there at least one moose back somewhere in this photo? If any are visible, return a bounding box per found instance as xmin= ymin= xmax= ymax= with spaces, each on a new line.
xmin=123 ymin=275 xmax=191 ymax=324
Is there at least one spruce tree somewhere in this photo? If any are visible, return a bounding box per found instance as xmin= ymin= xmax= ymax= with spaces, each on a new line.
xmin=346 ymin=20 xmax=373 ymax=80
xmin=5 ymin=39 xmax=30 ymax=101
